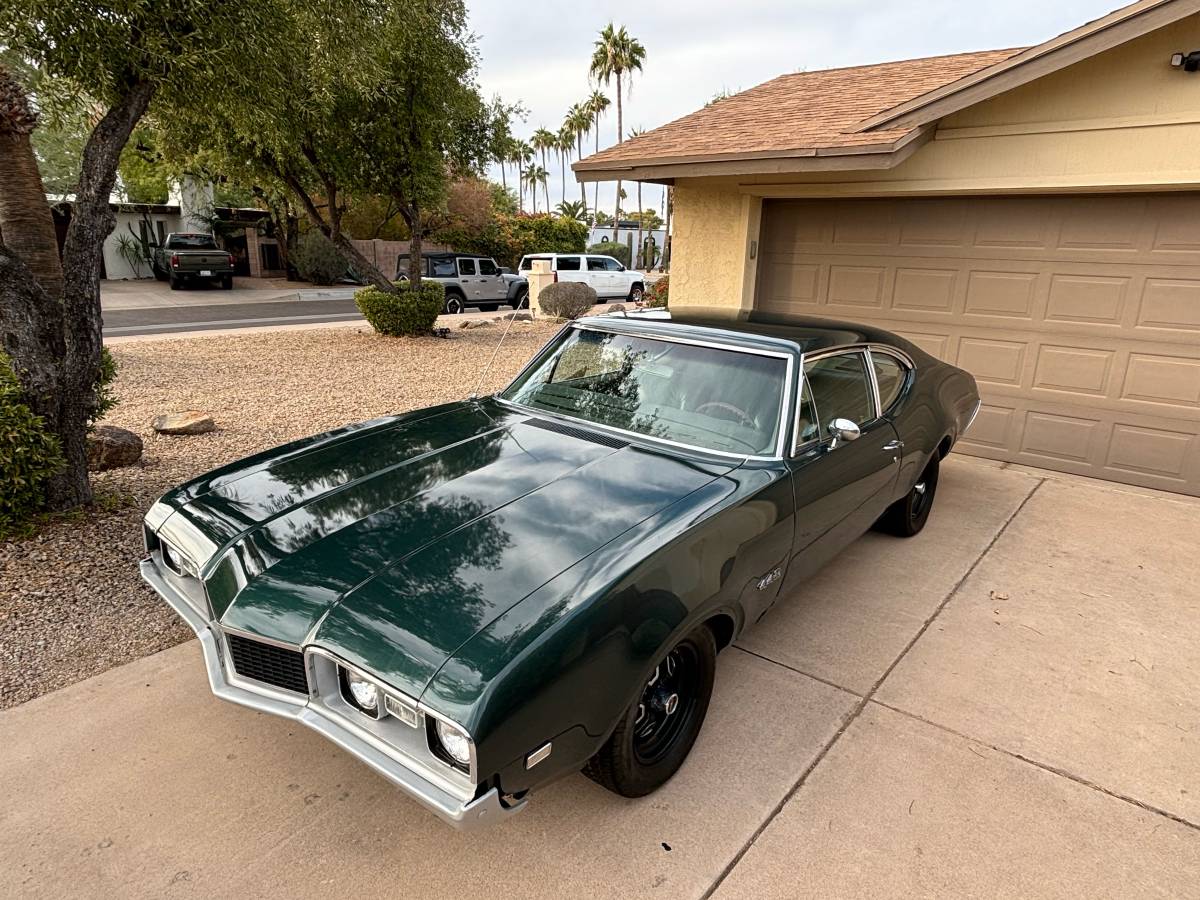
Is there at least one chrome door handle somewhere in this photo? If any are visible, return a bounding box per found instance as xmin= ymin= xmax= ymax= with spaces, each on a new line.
xmin=883 ymin=439 xmax=904 ymax=451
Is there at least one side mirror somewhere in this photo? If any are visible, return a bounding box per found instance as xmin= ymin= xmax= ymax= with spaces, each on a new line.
xmin=827 ymin=418 xmax=861 ymax=449
xmin=499 ymin=266 xmax=513 ymax=275
xmin=618 ymin=263 xmax=626 ymax=271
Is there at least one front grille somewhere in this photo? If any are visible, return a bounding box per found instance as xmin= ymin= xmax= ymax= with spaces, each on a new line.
xmin=226 ymin=633 xmax=309 ymax=695
xmin=525 ymin=417 xmax=628 ymax=449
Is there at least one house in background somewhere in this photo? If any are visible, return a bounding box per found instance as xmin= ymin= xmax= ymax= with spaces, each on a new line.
xmin=576 ymin=0 xmax=1200 ymax=497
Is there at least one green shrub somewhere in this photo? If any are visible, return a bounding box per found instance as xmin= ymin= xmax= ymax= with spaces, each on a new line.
xmin=0 ymin=352 xmax=65 ymax=538
xmin=644 ymin=274 xmax=669 ymax=308
xmin=355 ymin=282 xmax=445 ymax=336
xmin=291 ymin=231 xmax=347 ymax=285
xmin=436 ymin=213 xmax=588 ymax=270
xmin=538 ymin=282 xmax=598 ymax=320
xmin=91 ymin=346 xmax=118 ymax=428
xmin=587 ymin=240 xmax=631 ymax=267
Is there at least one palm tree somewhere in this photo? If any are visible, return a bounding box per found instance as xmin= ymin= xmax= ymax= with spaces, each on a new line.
xmin=512 ymin=140 xmax=533 ymax=213
xmin=0 ymin=66 xmax=63 ymax=298
xmin=628 ymin=126 xmax=646 ymax=268
xmin=586 ymin=90 xmax=610 ymax=226
xmin=525 ymin=166 xmax=548 ymax=214
xmin=589 ymin=23 xmax=646 ymax=239
xmin=556 ymin=124 xmax=576 ymax=208
xmin=497 ymin=136 xmax=511 ymax=196
xmin=556 ymin=199 xmax=588 ymax=222
xmin=530 ymin=128 xmax=555 ymax=214
xmin=567 ymin=102 xmax=591 ymax=208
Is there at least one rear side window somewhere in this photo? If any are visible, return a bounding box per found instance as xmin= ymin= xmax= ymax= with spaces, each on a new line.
xmin=871 ymin=352 xmax=909 ymax=412
xmin=478 ymin=259 xmax=497 ymax=275
xmin=430 ymin=257 xmax=455 ymax=277
xmin=557 ymin=256 xmax=581 ymax=271
xmin=586 ymin=257 xmax=606 ymax=271
xmin=458 ymin=258 xmax=476 ymax=276
xmin=804 ymin=352 xmax=874 ymax=428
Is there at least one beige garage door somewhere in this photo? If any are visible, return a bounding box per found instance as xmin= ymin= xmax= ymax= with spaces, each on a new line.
xmin=756 ymin=195 xmax=1200 ymax=495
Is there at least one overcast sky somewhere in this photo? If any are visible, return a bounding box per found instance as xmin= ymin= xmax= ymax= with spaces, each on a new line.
xmin=468 ymin=0 xmax=1122 ymax=219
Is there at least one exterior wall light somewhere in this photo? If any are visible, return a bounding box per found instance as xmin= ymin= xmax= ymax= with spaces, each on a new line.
xmin=1170 ymin=51 xmax=1200 ymax=72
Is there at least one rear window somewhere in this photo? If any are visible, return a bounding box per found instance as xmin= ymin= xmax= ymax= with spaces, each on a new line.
xmin=430 ymin=257 xmax=456 ymax=277
xmin=519 ymin=256 xmax=551 ymax=272
xmin=165 ymin=234 xmax=218 ymax=250
xmin=586 ymin=257 xmax=605 ymax=271
xmin=557 ymin=256 xmax=581 ymax=271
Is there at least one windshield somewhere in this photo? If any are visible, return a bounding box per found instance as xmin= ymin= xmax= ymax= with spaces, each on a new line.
xmin=501 ymin=327 xmax=788 ymax=456
xmin=165 ymin=234 xmax=218 ymax=250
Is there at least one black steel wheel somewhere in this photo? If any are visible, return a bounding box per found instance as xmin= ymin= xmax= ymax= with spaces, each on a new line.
xmin=584 ymin=623 xmax=716 ymax=797
xmin=876 ymin=454 xmax=940 ymax=537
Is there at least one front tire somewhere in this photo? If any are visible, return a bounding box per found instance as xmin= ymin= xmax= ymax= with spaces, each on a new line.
xmin=584 ymin=623 xmax=716 ymax=797
xmin=510 ymin=288 xmax=529 ymax=310
xmin=876 ymin=455 xmax=940 ymax=537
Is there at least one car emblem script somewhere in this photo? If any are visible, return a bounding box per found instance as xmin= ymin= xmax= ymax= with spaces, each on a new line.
xmin=756 ymin=567 xmax=783 ymax=591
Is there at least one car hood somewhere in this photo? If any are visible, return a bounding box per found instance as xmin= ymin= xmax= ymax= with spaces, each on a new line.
xmin=156 ymin=400 xmax=737 ymax=699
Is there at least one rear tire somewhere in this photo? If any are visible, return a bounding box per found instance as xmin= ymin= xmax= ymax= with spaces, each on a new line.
xmin=583 ymin=624 xmax=716 ymax=797
xmin=221 ymin=274 xmax=233 ymax=290
xmin=169 ymin=274 xmax=182 ymax=291
xmin=153 ymin=264 xmax=167 ymax=282
xmin=443 ymin=293 xmax=465 ymax=315
xmin=876 ymin=455 xmax=939 ymax=537
xmin=628 ymin=283 xmax=645 ymax=304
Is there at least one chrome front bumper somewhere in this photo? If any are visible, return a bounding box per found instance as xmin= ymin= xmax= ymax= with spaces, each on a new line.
xmin=140 ymin=558 xmax=522 ymax=830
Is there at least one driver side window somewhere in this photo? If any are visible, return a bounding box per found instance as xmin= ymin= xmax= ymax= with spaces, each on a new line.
xmin=804 ymin=352 xmax=875 ymax=434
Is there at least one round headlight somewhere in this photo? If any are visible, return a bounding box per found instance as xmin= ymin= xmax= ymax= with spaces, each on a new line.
xmin=435 ymin=719 xmax=471 ymax=767
xmin=343 ymin=669 xmax=378 ymax=713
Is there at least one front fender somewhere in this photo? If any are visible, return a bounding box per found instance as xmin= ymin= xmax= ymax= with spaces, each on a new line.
xmin=422 ymin=462 xmax=793 ymax=796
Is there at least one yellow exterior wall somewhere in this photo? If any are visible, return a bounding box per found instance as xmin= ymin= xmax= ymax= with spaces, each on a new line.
xmin=670 ymin=186 xmax=761 ymax=309
xmin=668 ymin=15 xmax=1200 ymax=309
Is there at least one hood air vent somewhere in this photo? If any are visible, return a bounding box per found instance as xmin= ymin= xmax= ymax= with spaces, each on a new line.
xmin=524 ymin=417 xmax=628 ymax=450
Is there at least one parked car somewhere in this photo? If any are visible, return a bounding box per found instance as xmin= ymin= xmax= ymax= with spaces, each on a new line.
xmin=396 ymin=252 xmax=528 ymax=314
xmin=518 ymin=252 xmax=647 ymax=303
xmin=139 ymin=309 xmax=979 ymax=829
xmin=151 ymin=233 xmax=236 ymax=290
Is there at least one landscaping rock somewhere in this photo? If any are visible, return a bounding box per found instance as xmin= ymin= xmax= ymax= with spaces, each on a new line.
xmin=459 ymin=319 xmax=494 ymax=329
xmin=152 ymin=411 xmax=215 ymax=436
xmin=86 ymin=425 xmax=143 ymax=471
xmin=501 ymin=311 xmax=533 ymax=322
xmin=607 ymin=303 xmax=626 ymax=313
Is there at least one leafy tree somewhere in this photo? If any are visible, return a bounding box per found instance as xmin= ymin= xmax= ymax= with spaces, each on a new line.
xmin=117 ymin=126 xmax=172 ymax=203
xmin=589 ymin=23 xmax=645 ymax=238
xmin=1 ymin=0 xmax=281 ymax=511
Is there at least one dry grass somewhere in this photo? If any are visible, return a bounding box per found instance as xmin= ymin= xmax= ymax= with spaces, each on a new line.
xmin=0 ymin=322 xmax=559 ymax=709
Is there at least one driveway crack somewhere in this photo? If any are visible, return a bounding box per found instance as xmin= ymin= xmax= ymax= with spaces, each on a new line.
xmin=701 ymin=477 xmax=1045 ymax=899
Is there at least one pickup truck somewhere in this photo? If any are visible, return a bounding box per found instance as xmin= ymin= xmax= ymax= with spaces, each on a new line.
xmin=152 ymin=233 xmax=236 ymax=290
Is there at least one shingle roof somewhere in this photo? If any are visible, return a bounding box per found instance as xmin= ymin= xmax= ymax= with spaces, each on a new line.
xmin=574 ymin=48 xmax=1023 ymax=171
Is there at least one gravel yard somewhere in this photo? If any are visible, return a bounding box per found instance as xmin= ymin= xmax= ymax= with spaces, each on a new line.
xmin=0 ymin=321 xmax=560 ymax=709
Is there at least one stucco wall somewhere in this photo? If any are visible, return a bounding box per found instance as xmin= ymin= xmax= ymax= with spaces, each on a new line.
xmin=670 ymin=186 xmax=760 ymax=309
xmin=668 ymin=15 xmax=1200 ymax=308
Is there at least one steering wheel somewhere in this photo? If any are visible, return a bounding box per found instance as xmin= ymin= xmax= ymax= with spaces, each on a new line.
xmin=695 ymin=400 xmax=755 ymax=429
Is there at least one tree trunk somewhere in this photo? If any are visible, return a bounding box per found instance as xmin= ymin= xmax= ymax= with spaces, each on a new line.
xmin=0 ymin=243 xmax=65 ymax=428
xmin=559 ymin=149 xmax=566 ymax=207
xmin=499 ymin=160 xmax=507 ymax=193
xmin=541 ymin=149 xmax=550 ymax=213
xmin=397 ymin=201 xmax=423 ymax=286
xmin=577 ymin=134 xmax=587 ymax=209
xmin=593 ymin=114 xmax=601 ymax=227
xmin=0 ymin=148 xmax=64 ymax=302
xmin=613 ymin=74 xmax=623 ymax=240
xmin=516 ymin=159 xmax=524 ymax=212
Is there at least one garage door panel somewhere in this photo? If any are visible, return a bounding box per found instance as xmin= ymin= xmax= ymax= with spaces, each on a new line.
xmin=758 ymin=195 xmax=1200 ymax=495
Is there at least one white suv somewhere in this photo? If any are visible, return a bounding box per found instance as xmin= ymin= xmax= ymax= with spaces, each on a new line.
xmin=518 ymin=253 xmax=646 ymax=303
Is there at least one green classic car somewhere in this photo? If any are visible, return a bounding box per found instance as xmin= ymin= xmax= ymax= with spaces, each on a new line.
xmin=141 ymin=308 xmax=979 ymax=828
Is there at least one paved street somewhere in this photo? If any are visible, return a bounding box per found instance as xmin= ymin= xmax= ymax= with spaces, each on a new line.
xmin=2 ymin=457 xmax=1197 ymax=898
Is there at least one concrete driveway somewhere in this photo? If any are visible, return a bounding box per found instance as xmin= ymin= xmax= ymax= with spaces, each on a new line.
xmin=2 ymin=458 xmax=1197 ymax=898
